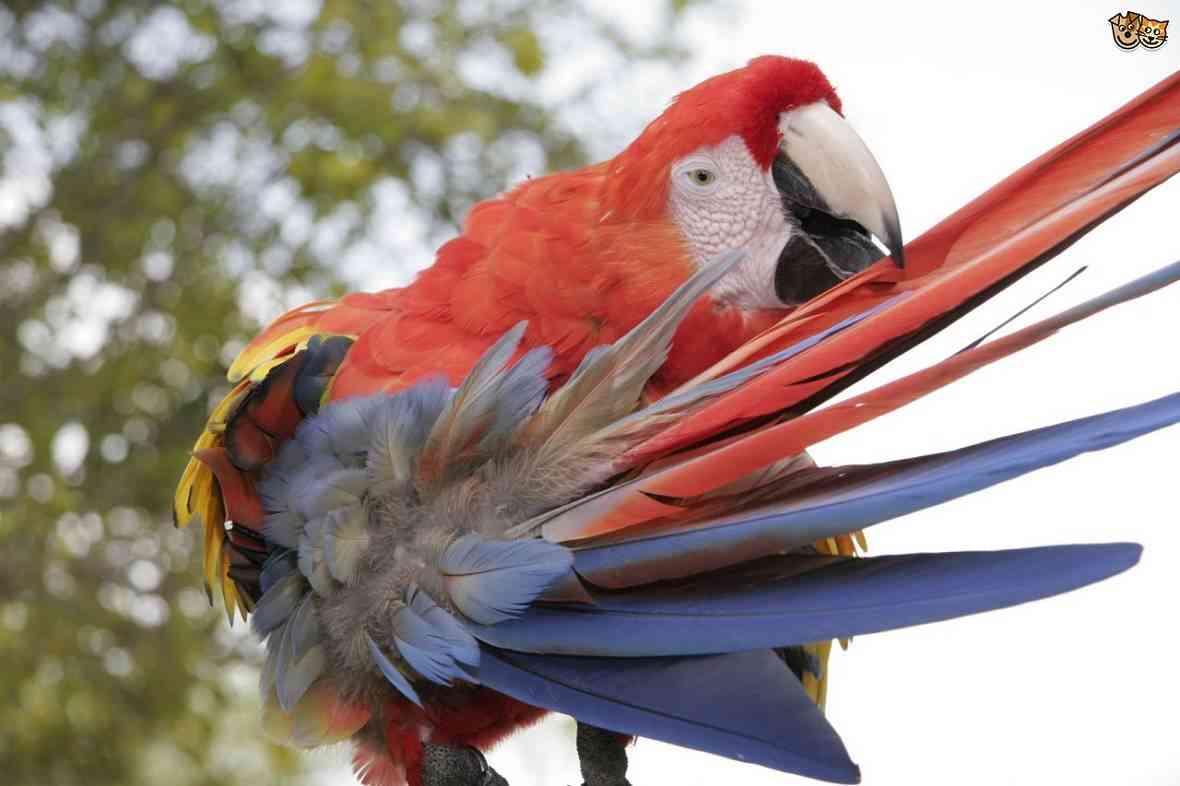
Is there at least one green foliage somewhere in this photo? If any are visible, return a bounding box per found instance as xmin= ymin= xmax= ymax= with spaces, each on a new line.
xmin=0 ymin=1 xmax=690 ymax=783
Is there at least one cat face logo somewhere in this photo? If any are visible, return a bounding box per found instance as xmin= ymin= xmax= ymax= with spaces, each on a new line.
xmin=1138 ymin=15 xmax=1169 ymax=48
xmin=1110 ymin=11 xmax=1168 ymax=49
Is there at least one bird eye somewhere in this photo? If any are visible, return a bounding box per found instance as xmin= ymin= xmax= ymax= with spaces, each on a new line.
xmin=687 ymin=169 xmax=716 ymax=186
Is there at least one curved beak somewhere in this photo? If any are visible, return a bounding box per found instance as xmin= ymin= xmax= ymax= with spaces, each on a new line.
xmin=779 ymin=102 xmax=905 ymax=268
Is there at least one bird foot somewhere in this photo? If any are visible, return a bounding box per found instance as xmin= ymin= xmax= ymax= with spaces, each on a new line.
xmin=776 ymin=645 xmax=822 ymax=683
xmin=421 ymin=744 xmax=508 ymax=786
xmin=577 ymin=723 xmax=631 ymax=786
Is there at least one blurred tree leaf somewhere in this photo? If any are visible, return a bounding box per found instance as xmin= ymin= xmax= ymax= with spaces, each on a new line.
xmin=498 ymin=27 xmax=544 ymax=75
xmin=0 ymin=1 xmax=692 ymax=784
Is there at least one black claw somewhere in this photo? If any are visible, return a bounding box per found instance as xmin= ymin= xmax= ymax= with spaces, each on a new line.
xmin=576 ymin=723 xmax=631 ymax=786
xmin=421 ymin=744 xmax=508 ymax=786
xmin=776 ymin=645 xmax=822 ymax=683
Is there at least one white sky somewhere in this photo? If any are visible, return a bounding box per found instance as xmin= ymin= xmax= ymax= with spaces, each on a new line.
xmin=309 ymin=2 xmax=1180 ymax=785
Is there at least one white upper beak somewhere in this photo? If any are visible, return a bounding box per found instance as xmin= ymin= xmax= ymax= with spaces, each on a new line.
xmin=779 ymin=102 xmax=904 ymax=266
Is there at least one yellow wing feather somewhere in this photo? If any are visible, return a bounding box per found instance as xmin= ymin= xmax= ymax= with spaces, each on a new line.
xmin=174 ymin=321 xmax=314 ymax=621
xmin=803 ymin=529 xmax=866 ymax=708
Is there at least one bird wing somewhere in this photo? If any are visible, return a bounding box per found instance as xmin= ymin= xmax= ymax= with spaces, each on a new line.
xmin=633 ymin=68 xmax=1180 ymax=463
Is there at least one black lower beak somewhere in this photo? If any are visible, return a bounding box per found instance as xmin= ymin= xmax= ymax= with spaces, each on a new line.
xmin=773 ymin=216 xmax=883 ymax=305
xmin=772 ymin=154 xmax=886 ymax=305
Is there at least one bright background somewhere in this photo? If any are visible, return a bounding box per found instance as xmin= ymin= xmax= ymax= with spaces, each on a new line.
xmin=3 ymin=1 xmax=1177 ymax=785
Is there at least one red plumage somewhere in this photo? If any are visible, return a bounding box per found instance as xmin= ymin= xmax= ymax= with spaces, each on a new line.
xmin=173 ymin=58 xmax=1180 ymax=785
xmin=229 ymin=56 xmax=840 ymax=402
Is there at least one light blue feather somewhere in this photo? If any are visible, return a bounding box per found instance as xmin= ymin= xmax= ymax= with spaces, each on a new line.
xmin=258 ymin=627 xmax=281 ymax=697
xmin=366 ymin=379 xmax=453 ymax=488
xmin=262 ymin=510 xmax=301 ymax=550
xmin=270 ymin=614 xmax=294 ymax=696
xmin=391 ymin=586 xmax=480 ymax=686
xmin=256 ymin=440 xmax=307 ymax=512
xmin=292 ymin=468 xmax=367 ymax=520
xmin=261 ymin=444 xmax=338 ymax=509
xmin=425 ymin=323 xmax=528 ymax=461
xmin=272 ymin=600 xmax=326 ymax=711
xmin=298 ymin=516 xmax=334 ymax=596
xmin=259 ymin=548 xmax=297 ymax=595
xmin=440 ymin=534 xmax=573 ymax=625
xmin=252 ymin=572 xmax=304 ymax=636
xmin=287 ymin=594 xmax=319 ymax=661
xmin=278 ymin=643 xmax=326 ymax=712
xmin=478 ymin=346 xmax=553 ymax=452
xmin=298 ymin=395 xmax=384 ymax=467
xmin=322 ymin=505 xmax=370 ymax=584
xmin=366 ymin=633 xmax=421 ymax=707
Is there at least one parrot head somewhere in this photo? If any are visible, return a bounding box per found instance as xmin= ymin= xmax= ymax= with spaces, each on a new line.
xmin=606 ymin=55 xmax=903 ymax=310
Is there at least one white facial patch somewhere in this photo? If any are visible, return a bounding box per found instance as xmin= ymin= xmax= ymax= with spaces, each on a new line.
xmin=668 ymin=135 xmax=792 ymax=309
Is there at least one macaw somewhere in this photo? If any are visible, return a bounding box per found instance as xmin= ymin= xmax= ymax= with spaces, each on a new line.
xmin=173 ymin=56 xmax=1180 ymax=786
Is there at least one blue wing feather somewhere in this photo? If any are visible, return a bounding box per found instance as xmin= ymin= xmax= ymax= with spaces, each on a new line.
xmin=366 ymin=633 xmax=422 ymax=707
xmin=573 ymin=392 xmax=1180 ymax=588
xmin=441 ymin=534 xmax=573 ymax=625
xmin=474 ymin=647 xmax=860 ymax=784
xmin=468 ymin=543 xmax=1140 ymax=656
xmin=392 ymin=586 xmax=481 ymax=686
